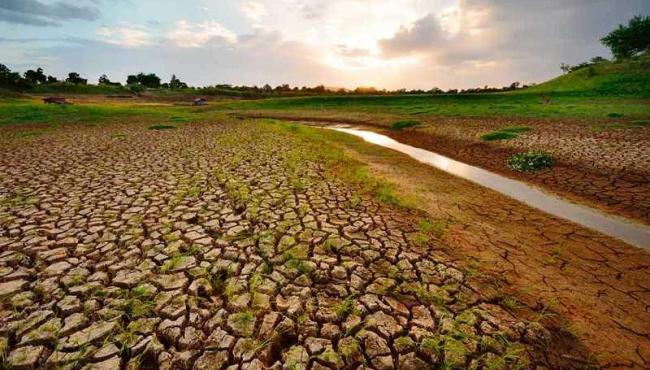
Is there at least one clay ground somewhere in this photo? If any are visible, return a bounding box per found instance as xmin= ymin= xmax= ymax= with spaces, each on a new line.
xmin=0 ymin=100 xmax=648 ymax=370
xmin=0 ymin=118 xmax=555 ymax=370
xmin=233 ymin=110 xmax=650 ymax=224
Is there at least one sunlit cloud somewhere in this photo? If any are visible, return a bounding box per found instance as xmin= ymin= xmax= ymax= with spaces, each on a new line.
xmin=241 ymin=1 xmax=267 ymax=23
xmin=96 ymin=24 xmax=152 ymax=47
xmin=5 ymin=0 xmax=648 ymax=90
xmin=166 ymin=20 xmax=237 ymax=48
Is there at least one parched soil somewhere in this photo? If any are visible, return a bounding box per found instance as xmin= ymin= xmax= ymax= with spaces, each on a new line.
xmin=0 ymin=121 xmax=560 ymax=369
xmin=234 ymin=111 xmax=650 ymax=224
xmin=384 ymin=117 xmax=650 ymax=224
xmin=320 ymin=128 xmax=650 ymax=369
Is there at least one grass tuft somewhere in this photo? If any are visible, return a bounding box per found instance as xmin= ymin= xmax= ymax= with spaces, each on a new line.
xmin=391 ymin=120 xmax=421 ymax=130
xmin=500 ymin=125 xmax=531 ymax=133
xmin=480 ymin=131 xmax=518 ymax=141
xmin=148 ymin=124 xmax=176 ymax=130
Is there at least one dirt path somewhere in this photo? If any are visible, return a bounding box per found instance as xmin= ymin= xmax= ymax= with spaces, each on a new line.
xmin=0 ymin=121 xmax=557 ymax=369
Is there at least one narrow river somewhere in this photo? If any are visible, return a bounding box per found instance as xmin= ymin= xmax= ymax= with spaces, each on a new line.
xmin=330 ymin=126 xmax=650 ymax=250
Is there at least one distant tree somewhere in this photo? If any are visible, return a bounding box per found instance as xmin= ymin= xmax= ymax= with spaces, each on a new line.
xmin=66 ymin=72 xmax=87 ymax=85
xmin=126 ymin=75 xmax=139 ymax=85
xmin=590 ymin=56 xmax=608 ymax=63
xmin=168 ymin=74 xmax=188 ymax=89
xmin=99 ymin=74 xmax=121 ymax=86
xmin=47 ymin=75 xmax=58 ymax=83
xmin=560 ymin=63 xmax=572 ymax=74
xmin=0 ymin=64 xmax=27 ymax=88
xmin=601 ymin=15 xmax=650 ymax=59
xmin=127 ymin=72 xmax=161 ymax=88
xmin=24 ymin=67 xmax=47 ymax=84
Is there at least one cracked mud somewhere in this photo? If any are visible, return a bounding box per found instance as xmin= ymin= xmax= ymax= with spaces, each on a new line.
xmin=0 ymin=121 xmax=553 ymax=369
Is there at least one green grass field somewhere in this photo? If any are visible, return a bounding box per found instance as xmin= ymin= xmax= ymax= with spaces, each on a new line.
xmin=223 ymin=93 xmax=649 ymax=119
xmin=223 ymin=53 xmax=650 ymax=119
xmin=0 ymin=99 xmax=199 ymax=126
xmin=1 ymin=53 xmax=648 ymax=126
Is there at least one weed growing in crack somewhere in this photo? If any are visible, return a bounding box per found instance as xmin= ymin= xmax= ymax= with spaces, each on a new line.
xmin=502 ymin=296 xmax=522 ymax=312
xmin=336 ymin=294 xmax=356 ymax=319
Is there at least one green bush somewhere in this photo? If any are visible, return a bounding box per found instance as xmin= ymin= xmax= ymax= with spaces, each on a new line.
xmin=480 ymin=131 xmax=518 ymax=141
xmin=607 ymin=112 xmax=624 ymax=118
xmin=391 ymin=120 xmax=420 ymax=130
xmin=507 ymin=151 xmax=554 ymax=172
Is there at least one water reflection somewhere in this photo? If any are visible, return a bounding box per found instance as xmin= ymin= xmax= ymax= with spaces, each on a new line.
xmin=332 ymin=127 xmax=650 ymax=250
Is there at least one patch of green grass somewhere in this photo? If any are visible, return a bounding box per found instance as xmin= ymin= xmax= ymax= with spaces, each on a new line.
xmin=507 ymin=151 xmax=554 ymax=172
xmin=375 ymin=183 xmax=400 ymax=205
xmin=499 ymin=125 xmax=530 ymax=133
xmin=0 ymin=99 xmax=181 ymax=126
xmin=631 ymin=119 xmax=650 ymax=126
xmin=148 ymin=124 xmax=176 ymax=130
xmin=16 ymin=130 xmax=44 ymax=138
xmin=480 ymin=131 xmax=518 ymax=141
xmin=391 ymin=119 xmax=420 ymax=130
xmin=502 ymin=296 xmax=521 ymax=311
xmin=231 ymin=310 xmax=254 ymax=326
xmin=336 ymin=294 xmax=356 ymax=319
xmin=607 ymin=112 xmax=624 ymax=118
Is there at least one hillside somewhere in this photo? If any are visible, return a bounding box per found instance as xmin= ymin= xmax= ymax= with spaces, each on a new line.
xmin=523 ymin=52 xmax=650 ymax=97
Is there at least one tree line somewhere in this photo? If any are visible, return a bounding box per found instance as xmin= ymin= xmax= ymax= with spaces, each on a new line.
xmin=0 ymin=66 xmax=191 ymax=91
xmin=0 ymin=63 xmax=528 ymax=96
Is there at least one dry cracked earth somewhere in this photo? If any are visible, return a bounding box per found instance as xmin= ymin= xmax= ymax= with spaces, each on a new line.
xmin=0 ymin=121 xmax=551 ymax=369
xmin=234 ymin=112 xmax=650 ymax=223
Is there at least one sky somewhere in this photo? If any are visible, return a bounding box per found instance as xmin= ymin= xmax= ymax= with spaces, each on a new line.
xmin=1 ymin=0 xmax=648 ymax=90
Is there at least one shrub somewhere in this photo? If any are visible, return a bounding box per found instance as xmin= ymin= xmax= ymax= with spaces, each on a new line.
xmin=507 ymin=151 xmax=553 ymax=172
xmin=391 ymin=120 xmax=420 ymax=130
xmin=607 ymin=112 xmax=624 ymax=118
xmin=480 ymin=131 xmax=518 ymax=141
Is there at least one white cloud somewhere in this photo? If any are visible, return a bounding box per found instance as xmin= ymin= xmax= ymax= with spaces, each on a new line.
xmin=241 ymin=1 xmax=267 ymax=23
xmin=166 ymin=20 xmax=237 ymax=48
xmin=96 ymin=25 xmax=152 ymax=47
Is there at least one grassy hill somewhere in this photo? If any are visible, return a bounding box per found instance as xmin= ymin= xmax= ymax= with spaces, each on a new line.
xmin=523 ymin=52 xmax=650 ymax=97
xmin=224 ymin=53 xmax=650 ymax=119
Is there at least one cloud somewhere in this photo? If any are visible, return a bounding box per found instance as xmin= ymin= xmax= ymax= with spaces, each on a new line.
xmin=0 ymin=0 xmax=99 ymax=26
xmin=379 ymin=14 xmax=447 ymax=57
xmin=7 ymin=0 xmax=650 ymax=90
xmin=241 ymin=1 xmax=267 ymax=23
xmin=166 ymin=20 xmax=237 ymax=48
xmin=97 ymin=25 xmax=152 ymax=48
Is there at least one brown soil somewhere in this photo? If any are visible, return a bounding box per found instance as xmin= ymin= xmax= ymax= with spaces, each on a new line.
xmin=0 ymin=120 xmax=564 ymax=369
xmin=325 ymin=128 xmax=650 ymax=368
xmin=236 ymin=112 xmax=650 ymax=225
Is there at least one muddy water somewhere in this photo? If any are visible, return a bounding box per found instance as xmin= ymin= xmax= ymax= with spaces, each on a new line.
xmin=331 ymin=126 xmax=650 ymax=250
